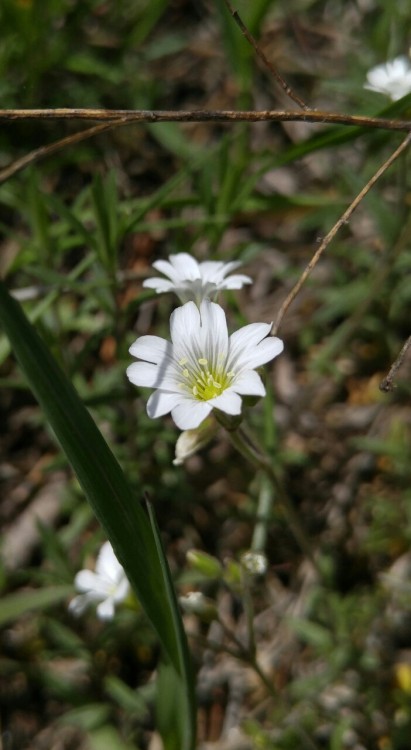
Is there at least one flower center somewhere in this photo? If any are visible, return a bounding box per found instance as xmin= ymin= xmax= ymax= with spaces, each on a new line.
xmin=179 ymin=356 xmax=235 ymax=401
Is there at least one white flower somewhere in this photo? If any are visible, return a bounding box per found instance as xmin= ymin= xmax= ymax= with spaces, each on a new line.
xmin=143 ymin=252 xmax=252 ymax=305
xmin=127 ymin=299 xmax=283 ymax=430
xmin=69 ymin=541 xmax=129 ymax=621
xmin=241 ymin=551 xmax=268 ymax=576
xmin=364 ymin=56 xmax=411 ymax=101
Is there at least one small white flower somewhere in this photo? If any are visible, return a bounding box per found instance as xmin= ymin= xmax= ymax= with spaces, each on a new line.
xmin=127 ymin=299 xmax=283 ymax=430
xmin=69 ymin=541 xmax=129 ymax=621
xmin=241 ymin=551 xmax=268 ymax=576
xmin=364 ymin=56 xmax=411 ymax=101
xmin=143 ymin=252 xmax=252 ymax=305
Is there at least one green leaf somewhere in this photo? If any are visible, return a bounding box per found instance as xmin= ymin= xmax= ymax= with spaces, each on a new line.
xmin=91 ymin=172 xmax=119 ymax=276
xmin=287 ymin=616 xmax=334 ymax=651
xmin=58 ymin=703 xmax=111 ymax=732
xmin=0 ymin=585 xmax=73 ymax=627
xmin=104 ymin=675 xmax=152 ymax=720
xmin=86 ymin=725 xmax=137 ymax=750
xmin=147 ymin=502 xmax=196 ymax=750
xmin=148 ymin=122 xmax=205 ymax=160
xmin=0 ymin=281 xmax=196 ymax=750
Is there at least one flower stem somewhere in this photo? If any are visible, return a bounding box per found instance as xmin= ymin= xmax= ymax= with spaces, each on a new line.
xmin=219 ymin=416 xmax=319 ymax=572
xmin=251 ymin=474 xmax=273 ymax=553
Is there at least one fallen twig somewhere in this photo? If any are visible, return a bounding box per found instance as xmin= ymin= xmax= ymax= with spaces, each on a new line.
xmin=222 ymin=0 xmax=308 ymax=110
xmin=0 ymin=107 xmax=410 ymax=131
xmin=272 ymin=131 xmax=411 ymax=335
xmin=380 ymin=335 xmax=411 ymax=392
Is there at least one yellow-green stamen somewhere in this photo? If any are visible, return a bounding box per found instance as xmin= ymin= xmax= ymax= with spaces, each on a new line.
xmin=178 ymin=356 xmax=235 ymax=401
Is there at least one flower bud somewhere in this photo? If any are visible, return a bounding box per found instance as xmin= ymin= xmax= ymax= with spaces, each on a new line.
xmin=179 ymin=591 xmax=217 ymax=621
xmin=241 ymin=551 xmax=268 ymax=576
xmin=186 ymin=549 xmax=223 ymax=579
xmin=173 ymin=419 xmax=218 ymax=465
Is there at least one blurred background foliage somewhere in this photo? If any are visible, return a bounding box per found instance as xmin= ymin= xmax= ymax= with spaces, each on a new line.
xmin=2 ymin=1 xmax=411 ymax=748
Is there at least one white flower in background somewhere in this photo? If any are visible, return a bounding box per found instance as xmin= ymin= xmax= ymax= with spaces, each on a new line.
xmin=143 ymin=252 xmax=252 ymax=305
xmin=69 ymin=541 xmax=129 ymax=621
xmin=364 ymin=56 xmax=411 ymax=101
xmin=127 ymin=299 xmax=283 ymax=430
xmin=241 ymin=550 xmax=268 ymax=576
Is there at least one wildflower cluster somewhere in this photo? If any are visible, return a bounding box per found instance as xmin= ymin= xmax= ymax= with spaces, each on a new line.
xmin=127 ymin=253 xmax=284 ymax=433
xmin=69 ymin=253 xmax=282 ymax=620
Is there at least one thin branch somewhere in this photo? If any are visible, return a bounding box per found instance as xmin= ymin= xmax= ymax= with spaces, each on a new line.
xmin=0 ymin=107 xmax=410 ymax=131
xmin=380 ymin=335 xmax=411 ymax=392
xmin=222 ymin=0 xmax=308 ymax=110
xmin=272 ymin=131 xmax=411 ymax=335
xmin=0 ymin=119 xmax=128 ymax=184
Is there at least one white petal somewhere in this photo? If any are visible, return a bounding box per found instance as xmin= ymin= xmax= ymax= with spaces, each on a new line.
xmin=169 ymin=253 xmax=201 ymax=280
xmin=228 ymin=329 xmax=284 ymax=373
xmin=219 ymin=274 xmax=252 ymax=289
xmin=209 ymin=390 xmax=242 ymax=415
xmin=74 ymin=570 xmax=107 ymax=596
xmin=199 ymin=260 xmax=229 ymax=282
xmin=215 ymin=260 xmax=242 ymax=277
xmin=96 ymin=542 xmax=123 ymax=581
xmin=230 ymin=322 xmax=272 ymax=353
xmin=96 ymin=597 xmax=116 ymax=620
xmin=127 ymin=361 xmax=176 ymax=389
xmin=171 ymin=400 xmax=212 ymax=429
xmin=68 ymin=594 xmax=92 ymax=616
xmin=235 ymin=337 xmax=284 ymax=371
xmin=147 ymin=390 xmax=185 ymax=418
xmin=200 ymin=260 xmax=242 ymax=283
xmin=143 ymin=278 xmax=175 ymax=292
xmin=198 ymin=300 xmax=229 ymax=364
xmin=228 ymin=323 xmax=272 ymax=368
xmin=170 ymin=301 xmax=201 ymax=350
xmin=232 ymin=369 xmax=266 ymax=396
xmin=129 ymin=335 xmax=172 ymax=365
xmin=151 ymin=259 xmax=182 ymax=283
xmin=113 ymin=578 xmax=130 ymax=603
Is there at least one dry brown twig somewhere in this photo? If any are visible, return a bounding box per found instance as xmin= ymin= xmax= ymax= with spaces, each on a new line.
xmin=0 ymin=109 xmax=410 ymax=186
xmin=0 ymin=107 xmax=410 ymax=130
xmin=222 ymin=0 xmax=309 ymax=110
xmin=0 ymin=118 xmax=128 ymax=184
xmin=380 ymin=335 xmax=411 ymax=392
xmin=272 ymin=131 xmax=411 ymax=335
xmin=2 ymin=109 xmax=410 ymax=186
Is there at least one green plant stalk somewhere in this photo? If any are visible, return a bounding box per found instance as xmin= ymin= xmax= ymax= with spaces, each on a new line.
xmin=219 ymin=415 xmax=317 ymax=570
xmin=215 ymin=617 xmax=277 ymax=698
xmin=241 ymin=566 xmax=257 ymax=660
xmin=251 ymin=474 xmax=273 ymax=553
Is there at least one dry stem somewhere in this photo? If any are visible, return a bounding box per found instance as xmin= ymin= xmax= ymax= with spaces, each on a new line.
xmin=272 ymin=131 xmax=411 ymax=335
xmin=222 ymin=0 xmax=308 ymax=110
xmin=380 ymin=335 xmax=411 ymax=392
xmin=0 ymin=119 xmax=128 ymax=184
xmin=0 ymin=108 xmax=410 ymax=131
